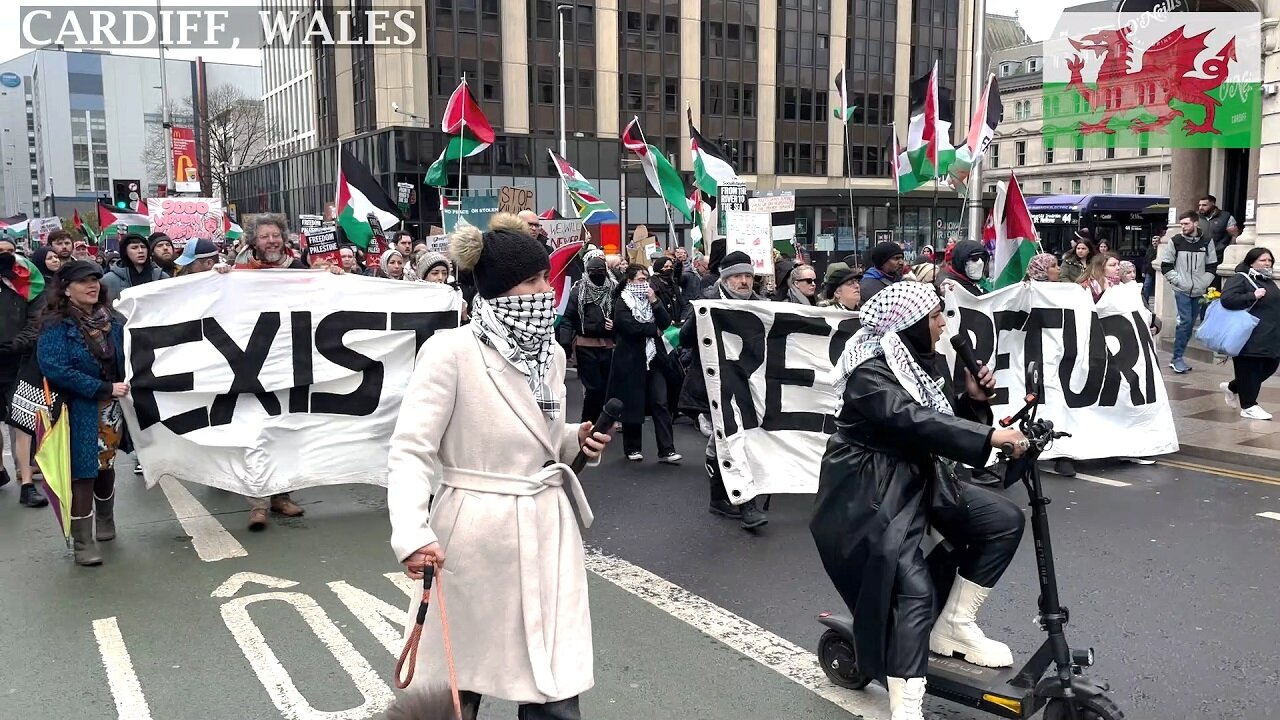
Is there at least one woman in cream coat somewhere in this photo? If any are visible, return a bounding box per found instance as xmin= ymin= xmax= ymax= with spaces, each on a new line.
xmin=388 ymin=213 xmax=611 ymax=719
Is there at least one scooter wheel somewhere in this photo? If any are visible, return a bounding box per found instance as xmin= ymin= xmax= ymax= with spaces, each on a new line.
xmin=1043 ymin=694 xmax=1125 ymax=720
xmin=817 ymin=629 xmax=873 ymax=690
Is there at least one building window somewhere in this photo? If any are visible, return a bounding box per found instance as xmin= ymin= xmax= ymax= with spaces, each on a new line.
xmin=1138 ymin=138 xmax=1149 ymax=157
xmin=1102 ymin=177 xmax=1113 ymax=194
xmin=1015 ymin=140 xmax=1026 ymax=166
xmin=999 ymin=62 xmax=1015 ymax=77
xmin=1135 ymin=175 xmax=1147 ymax=194
xmin=1042 ymin=181 xmax=1052 ymax=194
xmin=536 ymin=67 xmax=554 ymax=104
xmin=482 ymin=61 xmax=501 ymax=101
xmin=1026 ymin=57 xmax=1042 ymax=73
xmin=991 ymin=143 xmax=1000 ymax=167
xmin=1105 ymin=137 xmax=1116 ymax=159
xmin=1071 ymin=179 xmax=1081 ymax=194
xmin=1045 ymin=145 xmax=1054 ymax=163
xmin=781 ymin=142 xmax=797 ymax=174
xmin=1074 ymin=138 xmax=1084 ymax=162
xmin=664 ymin=79 xmax=678 ymax=112
xmin=577 ymin=69 xmax=593 ymax=107
xmin=987 ymin=184 xmax=997 ymax=194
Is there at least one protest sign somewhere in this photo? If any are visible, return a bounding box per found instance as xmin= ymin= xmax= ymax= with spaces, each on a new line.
xmin=724 ymin=211 xmax=773 ymax=275
xmin=304 ymin=226 xmax=340 ymax=266
xmin=116 ymin=272 xmax=463 ymax=496
xmin=544 ymin=218 xmax=584 ymax=249
xmin=427 ymin=234 xmax=449 ymax=253
xmin=30 ymin=216 xmax=63 ymax=241
xmin=299 ymin=214 xmax=324 ymax=234
xmin=749 ymin=190 xmax=796 ymax=251
xmin=442 ymin=192 xmax=500 ymax=233
xmin=693 ymin=282 xmax=1176 ymax=503
xmin=717 ymin=182 xmax=747 ymax=236
xmin=147 ymin=198 xmax=224 ymax=247
xmin=498 ymin=185 xmax=534 ymax=215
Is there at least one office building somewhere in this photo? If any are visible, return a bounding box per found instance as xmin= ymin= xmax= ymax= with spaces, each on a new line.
xmin=238 ymin=0 xmax=1029 ymax=257
xmin=0 ymin=49 xmax=260 ymax=221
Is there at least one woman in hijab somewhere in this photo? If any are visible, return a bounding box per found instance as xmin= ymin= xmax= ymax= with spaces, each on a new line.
xmin=1117 ymin=260 xmax=1137 ymax=285
xmin=811 ymin=281 xmax=1028 ymax=720
xmin=387 ymin=213 xmax=612 ymax=719
xmin=650 ymin=255 xmax=686 ymax=322
xmin=31 ymin=245 xmax=61 ymax=283
xmin=606 ymin=264 xmax=680 ymax=464
xmin=37 ymin=261 xmax=129 ymax=566
xmin=379 ymin=248 xmax=408 ymax=280
xmin=559 ymin=256 xmax=616 ymax=423
xmin=1024 ymin=253 xmax=1060 ymax=282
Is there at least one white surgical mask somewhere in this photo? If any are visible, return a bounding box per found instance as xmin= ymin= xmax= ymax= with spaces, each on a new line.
xmin=965 ymin=258 xmax=985 ymax=280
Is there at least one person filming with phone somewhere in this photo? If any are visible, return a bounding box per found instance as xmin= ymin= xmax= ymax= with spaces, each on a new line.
xmin=810 ymin=281 xmax=1029 ymax=720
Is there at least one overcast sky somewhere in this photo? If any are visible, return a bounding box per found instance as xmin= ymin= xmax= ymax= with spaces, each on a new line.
xmin=0 ymin=0 xmax=1061 ymax=67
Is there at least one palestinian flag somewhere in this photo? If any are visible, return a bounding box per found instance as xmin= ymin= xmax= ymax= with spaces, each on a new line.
xmin=426 ymin=81 xmax=495 ymax=187
xmin=950 ymin=73 xmax=1002 ymax=188
xmin=688 ymin=109 xmax=739 ymax=196
xmin=10 ymin=255 xmax=44 ymax=300
xmin=224 ymin=215 xmax=243 ymax=242
xmin=621 ymin=117 xmax=691 ymax=221
xmin=690 ymin=188 xmax=714 ymax=252
xmin=549 ymin=240 xmax=586 ymax=319
xmin=987 ymin=173 xmax=1040 ymax=289
xmin=891 ymin=123 xmax=923 ymax=193
xmin=905 ymin=62 xmax=955 ymax=180
xmin=336 ymin=146 xmax=402 ymax=250
xmin=98 ymin=204 xmax=151 ymax=239
xmin=833 ymin=66 xmax=857 ymax=122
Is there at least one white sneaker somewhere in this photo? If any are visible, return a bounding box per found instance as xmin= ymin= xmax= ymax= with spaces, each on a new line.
xmin=658 ymin=453 xmax=683 ymax=464
xmin=626 ymin=451 xmax=644 ymax=461
xmin=1241 ymin=405 xmax=1273 ymax=420
xmin=929 ymin=576 xmax=1015 ymax=668
xmin=886 ymin=677 xmax=926 ymax=720
xmin=1221 ymin=381 xmax=1239 ymax=409
xmin=698 ymin=414 xmax=713 ymax=437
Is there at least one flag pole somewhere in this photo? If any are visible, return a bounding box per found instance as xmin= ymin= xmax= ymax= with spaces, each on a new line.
xmin=842 ymin=114 xmax=857 ymax=266
xmin=932 ymin=175 xmax=941 ymax=246
xmin=965 ymin=0 xmax=988 ymax=244
xmin=891 ymin=121 xmax=902 ymax=243
xmin=457 ymin=75 xmax=467 ymax=210
xmin=633 ymin=117 xmax=680 ymax=253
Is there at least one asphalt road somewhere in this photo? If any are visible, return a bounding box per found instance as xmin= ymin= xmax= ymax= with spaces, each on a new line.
xmin=1 ymin=383 xmax=1278 ymax=720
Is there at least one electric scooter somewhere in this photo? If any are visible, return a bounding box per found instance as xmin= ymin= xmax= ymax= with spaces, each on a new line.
xmin=814 ymin=362 xmax=1124 ymax=720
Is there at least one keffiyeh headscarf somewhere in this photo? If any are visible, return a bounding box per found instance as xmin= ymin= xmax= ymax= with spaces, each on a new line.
xmin=471 ymin=292 xmax=561 ymax=418
xmin=834 ymin=281 xmax=951 ymax=415
xmin=621 ymin=281 xmax=657 ymax=366
xmin=579 ymin=258 xmax=615 ymax=316
xmin=1026 ymin=253 xmax=1058 ymax=282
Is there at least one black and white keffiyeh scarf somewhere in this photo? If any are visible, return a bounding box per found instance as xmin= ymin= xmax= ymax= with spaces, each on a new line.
xmin=621 ymin=281 xmax=657 ymax=367
xmin=833 ymin=281 xmax=951 ymax=415
xmin=578 ymin=273 xmax=615 ymax=318
xmin=471 ymin=292 xmax=561 ymax=418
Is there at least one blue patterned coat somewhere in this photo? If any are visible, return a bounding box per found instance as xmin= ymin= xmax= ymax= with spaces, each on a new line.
xmin=37 ymin=317 xmax=126 ymax=479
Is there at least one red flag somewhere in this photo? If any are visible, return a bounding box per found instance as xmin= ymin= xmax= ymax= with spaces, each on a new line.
xmin=72 ymin=209 xmax=83 ymax=230
xmin=923 ymin=61 xmax=940 ymax=170
xmin=549 ymin=241 xmax=585 ymax=317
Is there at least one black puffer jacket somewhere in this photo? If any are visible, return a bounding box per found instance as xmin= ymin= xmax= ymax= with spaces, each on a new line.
xmin=0 ymin=282 xmax=45 ymax=383
xmin=676 ymin=283 xmax=766 ymax=415
xmin=1221 ymin=266 xmax=1280 ymax=359
xmin=936 ymin=240 xmax=987 ymax=297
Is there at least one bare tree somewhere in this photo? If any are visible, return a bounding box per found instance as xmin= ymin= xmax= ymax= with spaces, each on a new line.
xmin=141 ymin=85 xmax=274 ymax=201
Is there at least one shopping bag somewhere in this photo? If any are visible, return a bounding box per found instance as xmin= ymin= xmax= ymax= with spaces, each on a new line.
xmin=1195 ymin=299 xmax=1259 ymax=357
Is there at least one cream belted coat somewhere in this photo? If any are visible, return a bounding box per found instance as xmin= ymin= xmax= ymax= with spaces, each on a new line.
xmin=387 ymin=326 xmax=595 ymax=704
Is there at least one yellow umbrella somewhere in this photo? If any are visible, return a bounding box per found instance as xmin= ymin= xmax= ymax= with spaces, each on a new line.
xmin=33 ymin=382 xmax=72 ymax=544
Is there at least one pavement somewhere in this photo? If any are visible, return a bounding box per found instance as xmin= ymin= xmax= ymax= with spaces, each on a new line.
xmin=1159 ymin=333 xmax=1280 ymax=471
xmin=2 ymin=385 xmax=1280 ymax=720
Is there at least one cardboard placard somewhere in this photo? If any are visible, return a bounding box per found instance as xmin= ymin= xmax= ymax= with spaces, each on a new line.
xmin=725 ymin=211 xmax=773 ymax=275
xmin=717 ymin=182 xmax=748 ymax=236
xmin=299 ymin=214 xmax=324 ymax=234
xmin=305 ymin=226 xmax=341 ymax=267
xmin=147 ymin=198 xmax=224 ymax=247
xmin=498 ymin=185 xmax=534 ymax=215
xmin=543 ymin=218 xmax=584 ymax=250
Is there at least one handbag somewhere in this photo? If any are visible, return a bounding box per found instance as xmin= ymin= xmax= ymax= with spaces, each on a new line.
xmin=1195 ymin=276 xmax=1260 ymax=357
xmin=9 ymin=356 xmax=61 ymax=436
xmin=928 ymin=457 xmax=966 ymax=514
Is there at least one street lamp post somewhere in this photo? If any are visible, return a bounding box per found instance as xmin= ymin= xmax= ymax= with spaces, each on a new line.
xmin=557 ymin=3 xmax=574 ymax=217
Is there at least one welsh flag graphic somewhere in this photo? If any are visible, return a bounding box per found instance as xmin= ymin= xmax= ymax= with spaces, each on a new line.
xmin=1044 ymin=12 xmax=1260 ymax=148
xmin=98 ymin=204 xmax=151 ymax=239
xmin=426 ymin=81 xmax=495 ymax=187
xmin=986 ymin=173 xmax=1040 ymax=289
xmin=337 ymin=147 xmax=402 ymax=249
xmin=621 ymin=117 xmax=692 ymax=221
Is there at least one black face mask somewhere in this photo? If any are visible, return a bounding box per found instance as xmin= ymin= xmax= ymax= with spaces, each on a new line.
xmin=0 ymin=253 xmax=14 ymax=278
xmin=897 ymin=313 xmax=939 ymax=366
xmin=588 ymin=270 xmax=608 ymax=284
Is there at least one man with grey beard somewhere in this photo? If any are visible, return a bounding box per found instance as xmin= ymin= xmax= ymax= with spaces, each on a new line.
xmin=235 ymin=213 xmax=307 ymax=269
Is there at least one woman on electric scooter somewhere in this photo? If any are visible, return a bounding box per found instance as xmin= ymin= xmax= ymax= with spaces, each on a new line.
xmin=811 ymin=281 xmax=1030 ymax=720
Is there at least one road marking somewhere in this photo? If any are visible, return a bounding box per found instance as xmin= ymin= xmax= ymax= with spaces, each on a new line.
xmin=1158 ymin=458 xmax=1280 ymax=487
xmin=92 ymin=617 xmax=154 ymax=720
xmin=327 ymin=580 xmax=408 ymax=656
xmin=1075 ymin=473 xmax=1131 ymax=487
xmin=212 ymin=572 xmax=299 ymax=598
xmin=220 ymin=591 xmax=394 ymax=720
xmin=158 ymin=477 xmax=248 ymax=562
xmin=1258 ymin=512 xmax=1280 ymax=522
xmin=585 ymin=548 xmax=889 ymax=719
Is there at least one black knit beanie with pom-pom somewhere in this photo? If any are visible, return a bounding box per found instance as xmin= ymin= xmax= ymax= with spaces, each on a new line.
xmin=449 ymin=213 xmax=551 ymax=299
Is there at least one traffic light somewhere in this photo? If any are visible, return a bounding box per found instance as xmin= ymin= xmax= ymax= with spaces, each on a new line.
xmin=112 ymin=179 xmax=140 ymax=210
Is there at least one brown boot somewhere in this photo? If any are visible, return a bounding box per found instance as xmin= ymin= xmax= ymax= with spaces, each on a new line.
xmin=270 ymin=494 xmax=304 ymax=517
xmin=71 ymin=515 xmax=103 ymax=566
xmin=247 ymin=508 xmax=269 ymax=531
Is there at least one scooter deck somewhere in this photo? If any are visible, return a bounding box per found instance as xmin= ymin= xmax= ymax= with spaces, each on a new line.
xmin=928 ymin=653 xmax=1039 ymax=719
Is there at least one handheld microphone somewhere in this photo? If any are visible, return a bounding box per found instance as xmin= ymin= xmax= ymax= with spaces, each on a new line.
xmin=949 ymin=334 xmax=991 ymax=400
xmin=571 ymin=398 xmax=624 ymax=474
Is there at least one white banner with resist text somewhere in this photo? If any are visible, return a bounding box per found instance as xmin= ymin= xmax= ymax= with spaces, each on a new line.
xmin=115 ymin=271 xmax=462 ymax=497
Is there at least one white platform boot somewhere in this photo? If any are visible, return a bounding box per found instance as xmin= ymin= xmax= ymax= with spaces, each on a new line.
xmin=887 ymin=676 xmax=926 ymax=720
xmin=929 ymin=576 xmax=1014 ymax=667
